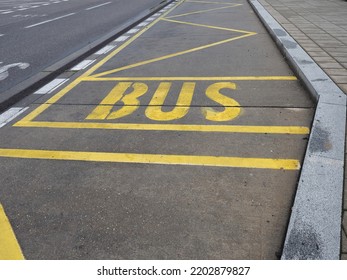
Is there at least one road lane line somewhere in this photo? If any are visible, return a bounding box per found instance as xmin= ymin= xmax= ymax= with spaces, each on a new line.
xmin=85 ymin=1 xmax=112 ymax=11
xmin=24 ymin=13 xmax=75 ymax=28
xmin=83 ymin=76 xmax=298 ymax=81
xmin=71 ymin=59 xmax=96 ymax=71
xmin=34 ymin=78 xmax=69 ymax=94
xmin=0 ymin=107 xmax=28 ymax=128
xmin=114 ymin=35 xmax=129 ymax=42
xmin=15 ymin=121 xmax=310 ymax=135
xmin=0 ymin=148 xmax=301 ymax=170
xmin=127 ymin=28 xmax=139 ymax=34
xmin=95 ymin=45 xmax=116 ymax=55
xmin=91 ymin=32 xmax=256 ymax=78
xmin=138 ymin=22 xmax=150 ymax=27
xmin=166 ymin=4 xmax=242 ymax=19
xmin=0 ymin=204 xmax=24 ymax=260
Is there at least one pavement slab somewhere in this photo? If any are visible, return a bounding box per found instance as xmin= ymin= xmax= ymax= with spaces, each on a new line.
xmin=251 ymin=0 xmax=346 ymax=260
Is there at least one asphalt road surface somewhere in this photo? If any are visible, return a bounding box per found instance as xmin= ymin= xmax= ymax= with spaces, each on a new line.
xmin=0 ymin=0 xmax=165 ymax=95
xmin=0 ymin=0 xmax=315 ymax=259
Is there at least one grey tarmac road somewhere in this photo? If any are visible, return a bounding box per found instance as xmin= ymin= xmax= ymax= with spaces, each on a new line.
xmin=0 ymin=0 xmax=166 ymax=96
xmin=0 ymin=0 xmax=315 ymax=259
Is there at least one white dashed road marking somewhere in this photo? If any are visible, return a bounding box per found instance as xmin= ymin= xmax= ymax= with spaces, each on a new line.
xmin=114 ymin=35 xmax=129 ymax=42
xmin=34 ymin=78 xmax=69 ymax=94
xmin=24 ymin=13 xmax=75 ymax=28
xmin=71 ymin=59 xmax=96 ymax=71
xmin=85 ymin=2 xmax=112 ymax=11
xmin=0 ymin=107 xmax=28 ymax=128
xmin=95 ymin=45 xmax=116 ymax=55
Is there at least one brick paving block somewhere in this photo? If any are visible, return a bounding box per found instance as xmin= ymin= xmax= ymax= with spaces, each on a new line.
xmin=335 ymin=57 xmax=347 ymax=63
xmin=296 ymin=39 xmax=314 ymax=44
xmin=308 ymin=51 xmax=330 ymax=57
xmin=304 ymin=47 xmax=323 ymax=52
xmin=320 ymin=62 xmax=343 ymax=69
xmin=329 ymin=53 xmax=347 ymax=57
xmin=340 ymin=84 xmax=347 ymax=94
xmin=331 ymin=76 xmax=347 ymax=84
xmin=313 ymin=57 xmax=335 ymax=63
xmin=324 ymin=48 xmax=347 ymax=53
xmin=325 ymin=69 xmax=347 ymax=76
xmin=301 ymin=45 xmax=321 ymax=50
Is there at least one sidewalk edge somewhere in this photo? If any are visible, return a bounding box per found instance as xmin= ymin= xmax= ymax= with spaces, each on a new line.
xmin=0 ymin=0 xmax=175 ymax=112
xmin=249 ymin=0 xmax=347 ymax=259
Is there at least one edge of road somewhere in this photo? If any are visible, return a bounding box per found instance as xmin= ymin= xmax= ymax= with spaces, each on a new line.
xmin=248 ymin=0 xmax=347 ymax=260
xmin=0 ymin=0 xmax=175 ymax=113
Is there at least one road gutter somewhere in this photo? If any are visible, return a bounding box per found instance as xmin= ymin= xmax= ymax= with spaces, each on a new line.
xmin=0 ymin=0 xmax=175 ymax=112
xmin=249 ymin=0 xmax=347 ymax=259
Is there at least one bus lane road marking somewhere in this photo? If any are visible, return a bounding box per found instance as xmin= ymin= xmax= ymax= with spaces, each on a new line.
xmin=0 ymin=0 xmax=310 ymax=171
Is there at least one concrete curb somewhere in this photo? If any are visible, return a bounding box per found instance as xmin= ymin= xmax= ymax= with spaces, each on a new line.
xmin=0 ymin=0 xmax=175 ymax=112
xmin=249 ymin=0 xmax=347 ymax=259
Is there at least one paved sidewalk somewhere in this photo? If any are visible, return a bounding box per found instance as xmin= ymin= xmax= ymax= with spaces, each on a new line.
xmin=255 ymin=0 xmax=347 ymax=260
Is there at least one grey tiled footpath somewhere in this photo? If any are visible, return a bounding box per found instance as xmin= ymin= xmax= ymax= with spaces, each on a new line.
xmin=257 ymin=0 xmax=347 ymax=92
xmin=255 ymin=0 xmax=347 ymax=259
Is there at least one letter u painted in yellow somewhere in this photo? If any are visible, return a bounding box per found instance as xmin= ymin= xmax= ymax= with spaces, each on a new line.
xmin=86 ymin=82 xmax=148 ymax=120
xmin=202 ymin=82 xmax=241 ymax=121
xmin=145 ymin=82 xmax=195 ymax=121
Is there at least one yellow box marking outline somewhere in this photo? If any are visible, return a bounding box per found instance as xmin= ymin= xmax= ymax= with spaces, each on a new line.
xmin=0 ymin=204 xmax=25 ymax=260
xmin=3 ymin=0 xmax=307 ymax=170
xmin=14 ymin=1 xmax=307 ymax=135
xmin=0 ymin=148 xmax=300 ymax=170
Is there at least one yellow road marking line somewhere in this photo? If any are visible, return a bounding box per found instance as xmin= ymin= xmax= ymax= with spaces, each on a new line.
xmin=14 ymin=1 xmax=183 ymax=124
xmin=14 ymin=121 xmax=309 ymax=134
xmin=82 ymin=76 xmax=298 ymax=81
xmin=161 ymin=17 xmax=254 ymax=33
xmin=0 ymin=148 xmax=301 ymax=170
xmin=186 ymin=0 xmax=239 ymax=4
xmin=90 ymin=32 xmax=256 ymax=78
xmin=0 ymin=204 xmax=24 ymax=260
xmin=166 ymin=4 xmax=242 ymax=19
xmin=82 ymin=2 xmax=182 ymax=79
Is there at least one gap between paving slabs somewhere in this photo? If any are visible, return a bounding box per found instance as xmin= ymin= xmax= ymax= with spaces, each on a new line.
xmin=249 ymin=0 xmax=347 ymax=260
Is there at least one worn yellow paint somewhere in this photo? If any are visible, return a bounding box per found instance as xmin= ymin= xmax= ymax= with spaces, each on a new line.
xmin=166 ymin=4 xmax=242 ymax=19
xmin=0 ymin=148 xmax=300 ymax=170
xmin=0 ymin=204 xmax=24 ymax=260
xmin=161 ymin=17 xmax=252 ymax=34
xmin=186 ymin=0 xmax=237 ymax=4
xmin=203 ymin=82 xmax=240 ymax=121
xmin=90 ymin=33 xmax=255 ymax=78
xmin=82 ymin=76 xmax=298 ymax=82
xmin=14 ymin=120 xmax=310 ymax=134
xmin=145 ymin=82 xmax=195 ymax=121
xmin=81 ymin=1 xmax=182 ymax=79
xmin=89 ymin=16 xmax=256 ymax=79
xmin=86 ymin=82 xmax=148 ymax=120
